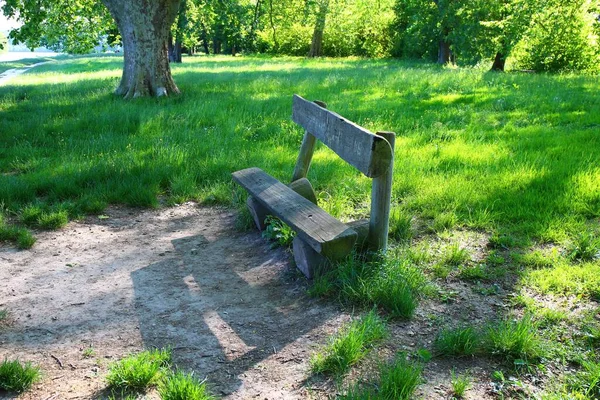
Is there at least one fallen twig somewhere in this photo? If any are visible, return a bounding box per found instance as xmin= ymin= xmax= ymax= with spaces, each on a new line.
xmin=50 ymin=354 xmax=63 ymax=369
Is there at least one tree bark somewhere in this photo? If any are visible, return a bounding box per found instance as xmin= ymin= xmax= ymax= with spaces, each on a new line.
xmin=437 ymin=39 xmax=454 ymax=64
xmin=309 ymin=0 xmax=329 ymax=57
xmin=490 ymin=52 xmax=506 ymax=72
xmin=101 ymin=0 xmax=181 ymax=98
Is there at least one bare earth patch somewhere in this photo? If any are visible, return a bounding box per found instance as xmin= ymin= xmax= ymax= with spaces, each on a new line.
xmin=0 ymin=204 xmax=348 ymax=399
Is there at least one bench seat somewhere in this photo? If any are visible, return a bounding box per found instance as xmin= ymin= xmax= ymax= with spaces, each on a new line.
xmin=232 ymin=167 xmax=357 ymax=260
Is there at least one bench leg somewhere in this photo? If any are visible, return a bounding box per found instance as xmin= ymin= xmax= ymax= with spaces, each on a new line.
xmin=246 ymin=196 xmax=269 ymax=231
xmin=292 ymin=236 xmax=329 ymax=279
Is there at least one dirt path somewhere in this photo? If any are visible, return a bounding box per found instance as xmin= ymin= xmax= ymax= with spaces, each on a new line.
xmin=0 ymin=204 xmax=347 ymax=399
xmin=0 ymin=61 xmax=51 ymax=86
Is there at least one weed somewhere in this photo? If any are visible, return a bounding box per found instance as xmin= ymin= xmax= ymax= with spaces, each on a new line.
xmin=311 ymin=310 xmax=387 ymax=376
xmin=441 ymin=244 xmax=470 ymax=267
xmin=312 ymin=251 xmax=428 ymax=320
xmin=106 ymin=348 xmax=171 ymax=392
xmin=0 ymin=359 xmax=41 ymax=393
xmin=262 ymin=216 xmax=295 ymax=247
xmin=458 ymin=264 xmax=488 ymax=281
xmin=340 ymin=356 xmax=422 ymax=400
xmin=38 ymin=210 xmax=68 ymax=230
xmin=486 ymin=250 xmax=505 ymax=266
xmin=159 ymin=370 xmax=214 ymax=400
xmin=432 ymin=212 xmax=458 ymax=233
xmin=389 ymin=208 xmax=414 ymax=242
xmin=450 ymin=370 xmax=471 ymax=398
xmin=82 ymin=347 xmax=95 ymax=358
xmin=434 ymin=326 xmax=480 ymax=357
xmin=484 ymin=315 xmax=544 ymax=363
xmin=488 ymin=233 xmax=517 ymax=250
xmin=565 ymin=232 xmax=599 ymax=262
xmin=378 ymin=356 xmax=423 ymax=399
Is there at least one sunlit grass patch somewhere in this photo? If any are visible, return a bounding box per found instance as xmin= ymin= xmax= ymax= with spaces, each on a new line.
xmin=106 ymin=348 xmax=171 ymax=392
xmin=484 ymin=315 xmax=544 ymax=363
xmin=0 ymin=359 xmax=41 ymax=393
xmin=526 ymin=261 xmax=600 ymax=300
xmin=311 ymin=310 xmax=387 ymax=376
xmin=159 ymin=370 xmax=215 ymax=400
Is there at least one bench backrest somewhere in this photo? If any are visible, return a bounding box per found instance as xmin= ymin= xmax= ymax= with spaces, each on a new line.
xmin=291 ymin=95 xmax=393 ymax=178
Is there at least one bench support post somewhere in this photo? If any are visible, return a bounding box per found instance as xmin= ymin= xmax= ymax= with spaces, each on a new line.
xmin=368 ymin=131 xmax=396 ymax=252
xmin=293 ymin=236 xmax=329 ymax=279
xmin=292 ymin=101 xmax=327 ymax=182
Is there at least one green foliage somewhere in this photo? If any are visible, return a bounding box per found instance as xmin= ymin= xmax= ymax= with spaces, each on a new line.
xmin=388 ymin=208 xmax=414 ymax=242
xmin=106 ymin=349 xmax=171 ymax=392
xmin=440 ymin=244 xmax=470 ymax=267
xmin=484 ymin=315 xmax=544 ymax=363
xmin=526 ymin=261 xmax=600 ymax=300
xmin=514 ymin=0 xmax=600 ymax=72
xmin=262 ymin=215 xmax=295 ymax=247
xmin=159 ymin=371 xmax=215 ymax=400
xmin=0 ymin=210 xmax=36 ymax=249
xmin=434 ymin=326 xmax=481 ymax=356
xmin=311 ymin=310 xmax=387 ymax=376
xmin=450 ymin=371 xmax=471 ymax=398
xmin=0 ymin=359 xmax=41 ymax=393
xmin=312 ymin=251 xmax=429 ymax=319
xmin=340 ymin=356 xmax=423 ymax=399
xmin=565 ymin=232 xmax=600 ymax=262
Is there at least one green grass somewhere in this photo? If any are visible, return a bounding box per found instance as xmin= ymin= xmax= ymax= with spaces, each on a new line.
xmin=310 ymin=250 xmax=429 ymax=319
xmin=450 ymin=371 xmax=471 ymax=399
xmin=484 ymin=315 xmax=544 ymax=363
xmin=311 ymin=310 xmax=387 ymax=376
xmin=0 ymin=57 xmax=57 ymax=74
xmin=341 ymin=356 xmax=422 ymax=399
xmin=434 ymin=326 xmax=481 ymax=357
xmin=105 ymin=348 xmax=171 ymax=392
xmin=0 ymin=55 xmax=598 ymax=248
xmin=526 ymin=260 xmax=600 ymax=300
xmin=159 ymin=371 xmax=214 ymax=400
xmin=0 ymin=359 xmax=41 ymax=393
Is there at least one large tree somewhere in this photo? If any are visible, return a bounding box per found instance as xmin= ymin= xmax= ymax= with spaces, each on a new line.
xmin=2 ymin=0 xmax=181 ymax=98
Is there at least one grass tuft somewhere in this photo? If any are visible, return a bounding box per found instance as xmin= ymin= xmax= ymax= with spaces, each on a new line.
xmin=311 ymin=310 xmax=387 ymax=376
xmin=378 ymin=356 xmax=423 ymax=400
xmin=434 ymin=326 xmax=480 ymax=357
xmin=450 ymin=371 xmax=471 ymax=399
xmin=106 ymin=348 xmax=171 ymax=392
xmin=0 ymin=359 xmax=41 ymax=393
xmin=159 ymin=370 xmax=215 ymax=400
xmin=565 ymin=232 xmax=599 ymax=262
xmin=484 ymin=315 xmax=543 ymax=363
xmin=389 ymin=208 xmax=414 ymax=242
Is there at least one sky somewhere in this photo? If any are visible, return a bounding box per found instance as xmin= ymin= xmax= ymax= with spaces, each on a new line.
xmin=0 ymin=14 xmax=20 ymax=33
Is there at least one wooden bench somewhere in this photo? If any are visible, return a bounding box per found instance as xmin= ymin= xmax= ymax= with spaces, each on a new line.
xmin=233 ymin=95 xmax=395 ymax=278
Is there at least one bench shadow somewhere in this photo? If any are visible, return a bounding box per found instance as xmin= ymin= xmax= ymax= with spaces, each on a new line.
xmin=129 ymin=227 xmax=339 ymax=397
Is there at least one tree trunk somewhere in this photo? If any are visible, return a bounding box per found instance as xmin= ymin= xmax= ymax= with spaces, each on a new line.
xmin=309 ymin=0 xmax=329 ymax=57
xmin=437 ymin=39 xmax=453 ymax=64
xmin=101 ymin=0 xmax=181 ymax=98
xmin=490 ymin=52 xmax=506 ymax=72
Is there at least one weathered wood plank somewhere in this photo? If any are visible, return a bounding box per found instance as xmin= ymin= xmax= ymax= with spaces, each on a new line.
xmin=233 ymin=167 xmax=357 ymax=259
xmin=292 ymin=94 xmax=393 ymax=178
xmin=368 ymin=131 xmax=396 ymax=252
xmin=292 ymin=100 xmax=327 ymax=181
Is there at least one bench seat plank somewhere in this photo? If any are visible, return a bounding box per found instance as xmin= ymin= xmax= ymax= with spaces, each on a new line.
xmin=232 ymin=167 xmax=357 ymax=259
